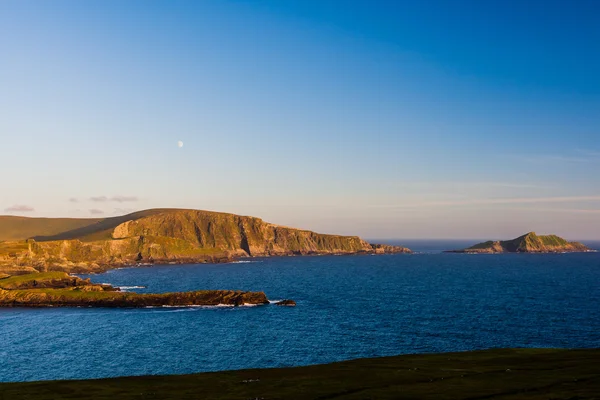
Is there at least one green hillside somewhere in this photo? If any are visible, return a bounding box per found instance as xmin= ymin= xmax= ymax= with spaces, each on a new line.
xmin=1 ymin=348 xmax=598 ymax=399
xmin=31 ymin=209 xmax=175 ymax=242
xmin=0 ymin=216 xmax=101 ymax=242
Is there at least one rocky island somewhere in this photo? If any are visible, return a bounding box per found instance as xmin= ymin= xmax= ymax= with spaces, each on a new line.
xmin=0 ymin=209 xmax=411 ymax=275
xmin=447 ymin=232 xmax=591 ymax=254
xmin=0 ymin=272 xmax=291 ymax=308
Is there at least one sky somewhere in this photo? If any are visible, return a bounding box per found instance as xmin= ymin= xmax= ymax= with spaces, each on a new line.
xmin=1 ymin=0 xmax=599 ymax=240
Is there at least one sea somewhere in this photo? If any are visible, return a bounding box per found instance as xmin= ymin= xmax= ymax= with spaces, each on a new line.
xmin=1 ymin=240 xmax=599 ymax=382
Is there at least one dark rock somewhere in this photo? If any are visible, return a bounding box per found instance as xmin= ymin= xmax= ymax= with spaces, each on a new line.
xmin=275 ymin=299 xmax=296 ymax=307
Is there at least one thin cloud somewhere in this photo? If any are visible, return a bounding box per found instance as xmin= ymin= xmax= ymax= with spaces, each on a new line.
xmin=396 ymin=181 xmax=549 ymax=189
xmin=89 ymin=209 xmax=104 ymax=215
xmin=4 ymin=205 xmax=35 ymax=212
xmin=575 ymin=149 xmax=600 ymax=158
xmin=89 ymin=195 xmax=138 ymax=202
xmin=552 ymin=208 xmax=600 ymax=214
xmin=69 ymin=198 xmax=78 ymax=203
xmin=370 ymin=195 xmax=600 ymax=209
xmin=111 ymin=196 xmax=138 ymax=202
xmin=468 ymin=182 xmax=549 ymax=189
xmin=507 ymin=207 xmax=600 ymax=214
xmin=511 ymin=153 xmax=600 ymax=165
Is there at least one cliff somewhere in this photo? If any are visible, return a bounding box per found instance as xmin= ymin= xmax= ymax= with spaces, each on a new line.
xmin=0 ymin=272 xmax=270 ymax=307
xmin=448 ymin=232 xmax=591 ymax=253
xmin=0 ymin=209 xmax=411 ymax=273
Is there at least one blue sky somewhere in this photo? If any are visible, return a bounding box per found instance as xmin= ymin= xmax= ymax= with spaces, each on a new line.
xmin=1 ymin=0 xmax=599 ymax=239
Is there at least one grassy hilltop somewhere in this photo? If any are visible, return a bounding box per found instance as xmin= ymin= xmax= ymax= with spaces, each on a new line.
xmin=0 ymin=209 xmax=174 ymax=242
xmin=0 ymin=209 xmax=410 ymax=274
xmin=1 ymin=348 xmax=598 ymax=399
xmin=0 ymin=215 xmax=103 ymax=242
xmin=449 ymin=232 xmax=590 ymax=253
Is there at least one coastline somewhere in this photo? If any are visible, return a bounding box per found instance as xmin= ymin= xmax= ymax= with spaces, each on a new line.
xmin=444 ymin=249 xmax=597 ymax=254
xmin=0 ymin=272 xmax=293 ymax=308
xmin=0 ymin=250 xmax=413 ymax=276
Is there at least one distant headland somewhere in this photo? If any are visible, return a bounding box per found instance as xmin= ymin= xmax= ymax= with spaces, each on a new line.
xmin=446 ymin=232 xmax=591 ymax=254
xmin=0 ymin=208 xmax=411 ymax=275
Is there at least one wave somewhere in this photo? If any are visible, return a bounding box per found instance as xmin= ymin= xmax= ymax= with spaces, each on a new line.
xmin=142 ymin=303 xmax=265 ymax=309
xmin=231 ymin=260 xmax=262 ymax=264
xmin=117 ymin=286 xmax=147 ymax=290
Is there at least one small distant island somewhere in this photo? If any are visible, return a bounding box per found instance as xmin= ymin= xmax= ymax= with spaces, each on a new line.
xmin=447 ymin=232 xmax=591 ymax=254
xmin=0 ymin=272 xmax=294 ymax=308
xmin=0 ymin=208 xmax=411 ymax=275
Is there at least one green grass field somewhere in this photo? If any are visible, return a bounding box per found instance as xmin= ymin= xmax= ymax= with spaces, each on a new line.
xmin=0 ymin=209 xmax=176 ymax=242
xmin=1 ymin=348 xmax=598 ymax=399
xmin=0 ymin=216 xmax=102 ymax=242
xmin=0 ymin=272 xmax=68 ymax=289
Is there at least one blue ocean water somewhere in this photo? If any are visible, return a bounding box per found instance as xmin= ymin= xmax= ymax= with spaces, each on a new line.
xmin=1 ymin=241 xmax=599 ymax=382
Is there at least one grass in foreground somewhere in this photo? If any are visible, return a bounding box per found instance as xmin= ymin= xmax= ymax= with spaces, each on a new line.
xmin=1 ymin=348 xmax=599 ymax=399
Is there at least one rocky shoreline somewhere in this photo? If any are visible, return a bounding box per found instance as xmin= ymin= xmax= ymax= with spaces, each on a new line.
xmin=0 ymin=272 xmax=293 ymax=308
xmin=0 ymin=208 xmax=412 ymax=275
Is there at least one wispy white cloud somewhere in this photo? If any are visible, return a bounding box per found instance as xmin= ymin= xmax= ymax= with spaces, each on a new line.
xmin=510 ymin=150 xmax=600 ymax=165
xmin=474 ymin=182 xmax=548 ymax=189
xmin=575 ymin=149 xmax=600 ymax=158
xmin=553 ymin=209 xmax=600 ymax=214
xmin=506 ymin=207 xmax=600 ymax=214
xmin=370 ymin=195 xmax=600 ymax=209
xmin=4 ymin=205 xmax=34 ymax=212
xmin=111 ymin=196 xmax=138 ymax=203
xmin=90 ymin=195 xmax=138 ymax=203
xmin=396 ymin=181 xmax=549 ymax=189
xmin=515 ymin=154 xmax=593 ymax=164
xmin=89 ymin=209 xmax=104 ymax=215
xmin=69 ymin=197 xmax=78 ymax=203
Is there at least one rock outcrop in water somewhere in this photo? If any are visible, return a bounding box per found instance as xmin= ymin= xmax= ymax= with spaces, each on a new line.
xmin=274 ymin=299 xmax=296 ymax=306
xmin=0 ymin=272 xmax=271 ymax=308
xmin=0 ymin=209 xmax=411 ymax=274
xmin=447 ymin=232 xmax=591 ymax=254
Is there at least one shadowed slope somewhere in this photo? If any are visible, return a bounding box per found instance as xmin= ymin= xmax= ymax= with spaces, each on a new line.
xmin=1 ymin=348 xmax=598 ymax=399
xmin=31 ymin=209 xmax=177 ymax=242
xmin=0 ymin=216 xmax=102 ymax=242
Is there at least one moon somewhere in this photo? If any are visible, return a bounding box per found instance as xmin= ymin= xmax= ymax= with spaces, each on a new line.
xmin=177 ymin=140 xmax=183 ymax=148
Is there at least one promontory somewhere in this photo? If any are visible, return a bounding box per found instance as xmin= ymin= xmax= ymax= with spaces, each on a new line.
xmin=0 ymin=271 xmax=282 ymax=308
xmin=447 ymin=232 xmax=591 ymax=254
xmin=0 ymin=208 xmax=411 ymax=274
